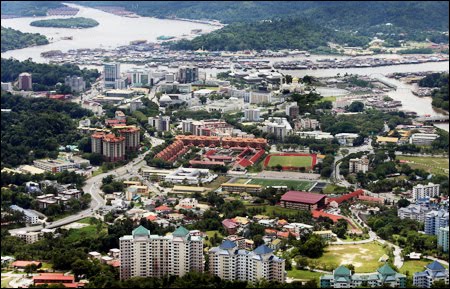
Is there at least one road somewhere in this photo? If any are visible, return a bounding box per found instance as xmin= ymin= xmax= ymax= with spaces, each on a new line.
xmin=8 ymin=148 xmax=156 ymax=235
xmin=332 ymin=139 xmax=374 ymax=188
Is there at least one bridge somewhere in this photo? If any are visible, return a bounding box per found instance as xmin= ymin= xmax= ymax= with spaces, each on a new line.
xmin=369 ymin=73 xmax=398 ymax=89
xmin=416 ymin=115 xmax=449 ymax=122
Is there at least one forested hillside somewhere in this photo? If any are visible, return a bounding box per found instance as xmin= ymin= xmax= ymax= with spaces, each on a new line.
xmin=1 ymin=27 xmax=49 ymax=52
xmin=1 ymin=92 xmax=92 ymax=168
xmin=1 ymin=1 xmax=63 ymax=16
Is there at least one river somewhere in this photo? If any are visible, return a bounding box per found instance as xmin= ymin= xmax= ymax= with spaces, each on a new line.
xmin=1 ymin=3 xmax=448 ymax=131
xmin=1 ymin=3 xmax=219 ymax=62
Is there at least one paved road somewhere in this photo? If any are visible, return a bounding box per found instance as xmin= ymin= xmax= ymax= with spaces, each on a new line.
xmin=332 ymin=139 xmax=374 ymax=187
xmin=9 ymin=149 xmax=155 ymax=235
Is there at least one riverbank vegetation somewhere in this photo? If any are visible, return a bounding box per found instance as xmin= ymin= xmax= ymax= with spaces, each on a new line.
xmin=418 ymin=73 xmax=449 ymax=112
xmin=1 ymin=1 xmax=63 ymax=17
xmin=30 ymin=17 xmax=99 ymax=29
xmin=1 ymin=27 xmax=48 ymax=52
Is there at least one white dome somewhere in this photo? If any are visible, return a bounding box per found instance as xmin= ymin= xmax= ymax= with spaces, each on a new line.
xmin=159 ymin=94 xmax=172 ymax=102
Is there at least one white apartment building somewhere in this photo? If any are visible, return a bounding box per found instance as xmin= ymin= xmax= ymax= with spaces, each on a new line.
xmin=164 ymin=168 xmax=217 ymax=185
xmin=397 ymin=204 xmax=431 ymax=223
xmin=244 ymin=108 xmax=261 ymax=122
xmin=119 ymin=226 xmax=204 ymax=280
xmin=249 ymin=91 xmax=272 ymax=104
xmin=296 ymin=118 xmax=320 ymax=130
xmin=413 ymin=261 xmax=449 ymax=288
xmin=412 ymin=183 xmax=440 ymax=201
xmin=209 ymin=240 xmax=285 ymax=283
xmin=9 ymin=205 xmax=40 ymax=225
xmin=296 ymin=131 xmax=334 ymax=140
xmin=12 ymin=231 xmax=40 ymax=244
xmin=349 ymin=155 xmax=369 ymax=173
xmin=438 ymin=227 xmax=449 ymax=253
xmin=262 ymin=117 xmax=293 ymax=141
xmin=148 ymin=114 xmax=171 ymax=132
xmin=409 ymin=133 xmax=439 ymax=146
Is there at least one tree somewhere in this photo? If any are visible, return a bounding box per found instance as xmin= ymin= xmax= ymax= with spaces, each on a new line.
xmin=348 ymin=101 xmax=364 ymax=112
xmin=397 ymin=198 xmax=410 ymax=208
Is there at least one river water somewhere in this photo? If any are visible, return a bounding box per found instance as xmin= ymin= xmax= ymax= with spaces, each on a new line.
xmin=1 ymin=3 xmax=449 ymax=131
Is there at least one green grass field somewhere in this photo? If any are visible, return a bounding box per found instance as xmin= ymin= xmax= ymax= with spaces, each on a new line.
xmin=287 ymin=268 xmax=322 ymax=282
xmin=64 ymin=223 xmax=107 ymax=243
xmin=1 ymin=277 xmax=12 ymax=288
xmin=267 ymin=155 xmax=313 ymax=168
xmin=400 ymin=259 xmax=448 ymax=276
xmin=322 ymin=184 xmax=349 ymax=194
xmin=397 ymin=156 xmax=449 ymax=176
xmin=248 ymin=178 xmax=313 ymax=191
xmin=205 ymin=230 xmax=223 ymax=248
xmin=309 ymin=242 xmax=388 ymax=273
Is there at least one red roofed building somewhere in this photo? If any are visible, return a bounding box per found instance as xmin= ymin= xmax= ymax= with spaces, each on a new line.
xmin=11 ymin=260 xmax=42 ymax=269
xmin=277 ymin=231 xmax=290 ymax=239
xmin=358 ymin=195 xmax=384 ymax=204
xmin=155 ymin=205 xmax=171 ymax=214
xmin=280 ymin=191 xmax=326 ymax=211
xmin=312 ymin=210 xmax=343 ymax=223
xmin=146 ymin=215 xmax=157 ymax=221
xmin=33 ymin=273 xmax=84 ymax=288
xmin=327 ymin=189 xmax=365 ymax=208
xmin=49 ymin=94 xmax=67 ymax=100
xmin=222 ymin=219 xmax=238 ymax=235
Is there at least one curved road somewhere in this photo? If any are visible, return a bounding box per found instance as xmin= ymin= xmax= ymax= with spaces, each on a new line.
xmin=9 ymin=149 xmax=153 ymax=235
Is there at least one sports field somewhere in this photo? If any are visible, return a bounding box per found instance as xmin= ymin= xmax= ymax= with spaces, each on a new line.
xmin=264 ymin=153 xmax=317 ymax=169
xmin=309 ymin=242 xmax=388 ymax=273
xmin=248 ymin=178 xmax=314 ymax=191
xmin=397 ymin=156 xmax=448 ymax=176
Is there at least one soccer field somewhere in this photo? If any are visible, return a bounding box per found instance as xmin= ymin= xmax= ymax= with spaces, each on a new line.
xmin=267 ymin=155 xmax=313 ymax=168
xmin=248 ymin=178 xmax=314 ymax=191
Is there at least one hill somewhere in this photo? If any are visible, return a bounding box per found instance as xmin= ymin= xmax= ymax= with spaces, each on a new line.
xmin=1 ymin=1 xmax=64 ymax=17
xmin=1 ymin=27 xmax=49 ymax=52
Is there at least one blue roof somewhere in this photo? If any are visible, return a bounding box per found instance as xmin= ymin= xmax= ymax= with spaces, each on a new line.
xmin=219 ymin=240 xmax=237 ymax=250
xmin=132 ymin=225 xmax=150 ymax=237
xmin=426 ymin=261 xmax=446 ymax=271
xmin=253 ymin=244 xmax=273 ymax=255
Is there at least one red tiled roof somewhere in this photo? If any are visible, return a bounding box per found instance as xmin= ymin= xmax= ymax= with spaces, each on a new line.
xmin=237 ymin=158 xmax=253 ymax=168
xmin=108 ymin=260 xmax=120 ymax=267
xmin=358 ymin=195 xmax=383 ymax=203
xmin=12 ymin=261 xmax=41 ymax=268
xmin=312 ymin=210 xmax=342 ymax=223
xmin=277 ymin=231 xmax=289 ymax=238
xmin=222 ymin=219 xmax=238 ymax=228
xmin=281 ymin=191 xmax=326 ymax=204
xmin=327 ymin=189 xmax=364 ymax=204
xmin=33 ymin=273 xmax=74 ymax=282
xmin=146 ymin=215 xmax=157 ymax=221
xmin=155 ymin=205 xmax=171 ymax=211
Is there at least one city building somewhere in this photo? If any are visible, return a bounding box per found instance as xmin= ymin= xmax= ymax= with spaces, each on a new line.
xmin=64 ymin=75 xmax=86 ymax=92
xmin=412 ymin=183 xmax=440 ymax=201
xmin=130 ymin=99 xmax=144 ymax=112
xmin=349 ymin=155 xmax=370 ymax=174
xmin=104 ymin=63 xmax=121 ymax=88
xmin=209 ymin=240 xmax=285 ymax=283
xmin=164 ymin=168 xmax=217 ymax=185
xmin=424 ymin=209 xmax=449 ymax=236
xmin=148 ymin=114 xmax=171 ymax=132
xmin=398 ymin=204 xmax=432 ymax=222
xmin=178 ymin=66 xmax=199 ymax=83
xmin=295 ymin=131 xmax=333 ymax=140
xmin=335 ymin=133 xmax=359 ymax=146
xmin=295 ymin=118 xmax=321 ymax=130
xmin=32 ymin=273 xmax=84 ymax=288
xmin=119 ymin=226 xmax=204 ymax=280
xmin=244 ymin=108 xmax=261 ymax=122
xmin=18 ymin=72 xmax=32 ymax=91
xmin=249 ymin=91 xmax=272 ymax=104
xmin=285 ymin=102 xmax=299 ymax=119
xmin=9 ymin=205 xmax=40 ymax=225
xmin=279 ymin=191 xmax=326 ymax=211
xmin=320 ymin=264 xmax=407 ymax=288
xmin=11 ymin=231 xmax=41 ymax=244
xmin=91 ymin=132 xmax=126 ymax=162
xmin=409 ymin=133 xmax=439 ymax=146
xmin=262 ymin=117 xmax=293 ymax=141
xmin=438 ymin=227 xmax=449 ymax=252
xmin=1 ymin=82 xmax=13 ymax=91
xmin=205 ymin=97 xmax=244 ymax=113
xmin=128 ymin=67 xmax=154 ymax=87
xmin=221 ymin=183 xmax=262 ymax=194
xmin=33 ymin=157 xmax=90 ymax=173
xmin=413 ymin=261 xmax=449 ymax=288
xmin=118 ymin=126 xmax=140 ymax=152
